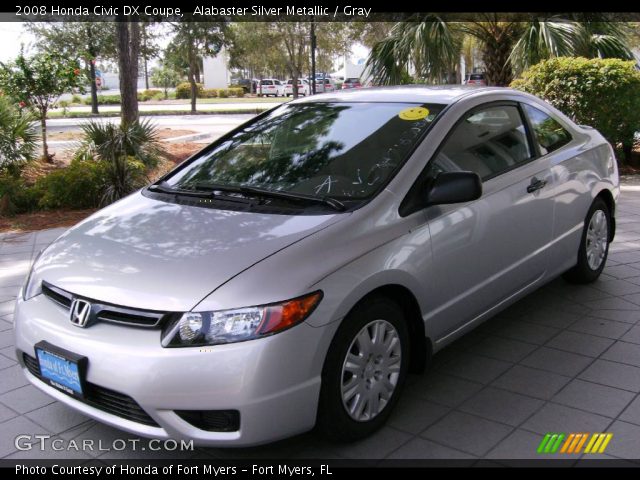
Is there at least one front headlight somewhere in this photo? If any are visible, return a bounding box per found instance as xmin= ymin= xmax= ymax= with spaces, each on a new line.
xmin=162 ymin=291 xmax=323 ymax=347
xmin=22 ymin=250 xmax=44 ymax=301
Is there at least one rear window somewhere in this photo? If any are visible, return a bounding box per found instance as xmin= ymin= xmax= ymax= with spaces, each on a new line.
xmin=469 ymin=74 xmax=484 ymax=80
xmin=261 ymin=80 xmax=273 ymax=85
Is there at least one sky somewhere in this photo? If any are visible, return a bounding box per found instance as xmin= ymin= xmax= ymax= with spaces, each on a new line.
xmin=0 ymin=23 xmax=34 ymax=61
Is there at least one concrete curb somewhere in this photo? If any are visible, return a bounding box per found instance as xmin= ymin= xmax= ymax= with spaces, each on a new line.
xmin=163 ymin=132 xmax=214 ymax=143
xmin=41 ymin=131 xmax=214 ymax=148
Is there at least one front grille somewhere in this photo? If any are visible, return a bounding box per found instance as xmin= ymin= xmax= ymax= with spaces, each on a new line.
xmin=23 ymin=353 xmax=159 ymax=427
xmin=175 ymin=410 xmax=240 ymax=432
xmin=41 ymin=282 xmax=72 ymax=309
xmin=41 ymin=280 xmax=175 ymax=329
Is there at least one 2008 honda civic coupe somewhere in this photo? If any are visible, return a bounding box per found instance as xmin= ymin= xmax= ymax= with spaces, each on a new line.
xmin=14 ymin=86 xmax=619 ymax=446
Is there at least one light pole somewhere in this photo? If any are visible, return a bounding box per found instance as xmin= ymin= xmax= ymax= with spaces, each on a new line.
xmin=310 ymin=20 xmax=316 ymax=94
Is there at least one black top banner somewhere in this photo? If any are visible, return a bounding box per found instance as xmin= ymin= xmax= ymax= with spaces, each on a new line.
xmin=0 ymin=2 xmax=639 ymax=22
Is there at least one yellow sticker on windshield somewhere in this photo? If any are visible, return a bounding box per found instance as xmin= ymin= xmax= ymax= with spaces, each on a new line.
xmin=398 ymin=107 xmax=429 ymax=121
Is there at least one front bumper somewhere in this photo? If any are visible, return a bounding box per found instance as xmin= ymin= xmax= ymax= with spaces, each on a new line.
xmin=14 ymin=294 xmax=337 ymax=446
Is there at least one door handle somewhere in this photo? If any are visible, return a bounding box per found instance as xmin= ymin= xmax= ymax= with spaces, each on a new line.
xmin=527 ymin=177 xmax=547 ymax=193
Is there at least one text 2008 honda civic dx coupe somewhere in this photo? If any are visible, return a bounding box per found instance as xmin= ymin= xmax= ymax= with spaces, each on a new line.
xmin=15 ymin=86 xmax=618 ymax=446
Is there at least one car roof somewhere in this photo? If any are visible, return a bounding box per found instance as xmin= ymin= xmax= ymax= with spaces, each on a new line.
xmin=290 ymin=84 xmax=505 ymax=105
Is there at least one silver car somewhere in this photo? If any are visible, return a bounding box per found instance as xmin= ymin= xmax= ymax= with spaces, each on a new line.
xmin=14 ymin=86 xmax=619 ymax=446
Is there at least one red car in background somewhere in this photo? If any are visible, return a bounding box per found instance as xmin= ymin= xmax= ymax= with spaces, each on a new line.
xmin=464 ymin=73 xmax=487 ymax=86
xmin=341 ymin=77 xmax=362 ymax=89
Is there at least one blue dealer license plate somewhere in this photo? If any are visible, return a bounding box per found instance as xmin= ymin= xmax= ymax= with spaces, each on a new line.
xmin=35 ymin=346 xmax=84 ymax=396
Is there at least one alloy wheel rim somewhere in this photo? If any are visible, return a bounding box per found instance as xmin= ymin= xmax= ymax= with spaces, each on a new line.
xmin=340 ymin=319 xmax=402 ymax=422
xmin=586 ymin=209 xmax=608 ymax=271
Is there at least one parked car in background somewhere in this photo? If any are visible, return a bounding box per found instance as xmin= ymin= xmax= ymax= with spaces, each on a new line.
xmin=311 ymin=77 xmax=336 ymax=94
xmin=259 ymin=79 xmax=284 ymax=97
xmin=284 ymin=79 xmax=310 ymax=97
xmin=15 ymin=86 xmax=618 ymax=447
xmin=230 ymin=78 xmax=252 ymax=94
xmin=464 ymin=73 xmax=487 ymax=86
xmin=342 ymin=78 xmax=362 ymax=89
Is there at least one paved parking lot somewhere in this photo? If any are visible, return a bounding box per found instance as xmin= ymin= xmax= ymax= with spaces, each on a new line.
xmin=2 ymin=190 xmax=640 ymax=463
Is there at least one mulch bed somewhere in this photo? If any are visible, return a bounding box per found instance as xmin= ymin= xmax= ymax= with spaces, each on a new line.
xmin=0 ymin=209 xmax=97 ymax=233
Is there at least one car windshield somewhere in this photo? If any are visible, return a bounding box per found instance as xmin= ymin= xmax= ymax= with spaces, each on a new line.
xmin=165 ymin=102 xmax=444 ymax=201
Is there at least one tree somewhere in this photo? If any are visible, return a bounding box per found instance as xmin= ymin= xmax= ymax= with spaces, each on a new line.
xmin=116 ymin=21 xmax=141 ymax=125
xmin=367 ymin=14 xmax=634 ymax=87
xmin=26 ymin=22 xmax=116 ymax=115
xmin=228 ymin=23 xmax=287 ymax=85
xmin=0 ymin=51 xmax=84 ymax=160
xmin=151 ymin=65 xmax=181 ymax=99
xmin=274 ymin=23 xmax=309 ymax=98
xmin=169 ymin=21 xmax=228 ymax=113
xmin=228 ymin=22 xmax=357 ymax=97
xmin=140 ymin=22 xmax=161 ymax=90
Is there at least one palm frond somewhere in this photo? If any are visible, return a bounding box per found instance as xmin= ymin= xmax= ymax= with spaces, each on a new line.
xmin=366 ymin=15 xmax=457 ymax=85
xmin=509 ymin=20 xmax=577 ymax=72
xmin=587 ymin=33 xmax=634 ymax=59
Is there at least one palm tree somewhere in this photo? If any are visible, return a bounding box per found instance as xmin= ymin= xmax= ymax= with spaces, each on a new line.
xmin=366 ymin=14 xmax=634 ymax=87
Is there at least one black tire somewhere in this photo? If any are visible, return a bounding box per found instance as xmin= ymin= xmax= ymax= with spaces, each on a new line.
xmin=316 ymin=297 xmax=409 ymax=442
xmin=563 ymin=197 xmax=611 ymax=284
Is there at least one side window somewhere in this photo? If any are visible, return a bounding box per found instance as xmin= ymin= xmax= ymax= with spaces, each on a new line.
xmin=428 ymin=104 xmax=533 ymax=181
xmin=522 ymin=104 xmax=572 ymax=155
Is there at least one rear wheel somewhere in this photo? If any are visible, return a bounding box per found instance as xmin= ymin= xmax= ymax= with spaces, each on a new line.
xmin=317 ymin=297 xmax=409 ymax=442
xmin=563 ymin=197 xmax=611 ymax=284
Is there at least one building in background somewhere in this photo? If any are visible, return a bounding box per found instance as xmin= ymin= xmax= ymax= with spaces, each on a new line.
xmin=203 ymin=48 xmax=231 ymax=89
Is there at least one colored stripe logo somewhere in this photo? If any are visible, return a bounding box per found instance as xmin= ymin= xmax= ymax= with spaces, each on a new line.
xmin=537 ymin=433 xmax=612 ymax=454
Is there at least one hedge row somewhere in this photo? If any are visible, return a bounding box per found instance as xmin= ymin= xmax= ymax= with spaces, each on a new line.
xmin=175 ymin=83 xmax=244 ymax=99
xmin=512 ymin=57 xmax=640 ymax=161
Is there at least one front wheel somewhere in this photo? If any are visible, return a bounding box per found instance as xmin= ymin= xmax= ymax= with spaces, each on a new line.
xmin=563 ymin=197 xmax=611 ymax=284
xmin=316 ymin=297 xmax=409 ymax=442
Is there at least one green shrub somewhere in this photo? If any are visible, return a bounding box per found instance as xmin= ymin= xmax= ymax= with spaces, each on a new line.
xmin=74 ymin=120 xmax=158 ymax=205
xmin=35 ymin=159 xmax=105 ymax=210
xmin=175 ymin=82 xmax=203 ymax=99
xmin=100 ymin=155 xmax=147 ymax=206
xmin=76 ymin=119 xmax=162 ymax=169
xmin=83 ymin=94 xmax=121 ymax=105
xmin=512 ymin=57 xmax=640 ymax=162
xmin=0 ymin=175 xmax=41 ymax=215
xmin=228 ymin=87 xmax=244 ymax=98
xmin=138 ymin=89 xmax=163 ymax=102
xmin=71 ymin=94 xmax=82 ymax=104
xmin=217 ymin=89 xmax=229 ymax=98
xmin=201 ymin=88 xmax=218 ymax=98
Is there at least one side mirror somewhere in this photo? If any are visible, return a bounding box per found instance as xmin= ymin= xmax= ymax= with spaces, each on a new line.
xmin=426 ymin=171 xmax=482 ymax=206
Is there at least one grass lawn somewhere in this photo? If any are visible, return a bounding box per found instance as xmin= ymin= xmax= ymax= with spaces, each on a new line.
xmin=179 ymin=97 xmax=288 ymax=104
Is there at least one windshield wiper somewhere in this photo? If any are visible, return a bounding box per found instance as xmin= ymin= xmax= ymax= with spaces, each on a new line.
xmin=147 ymin=182 xmax=252 ymax=204
xmin=193 ymin=183 xmax=347 ymax=212
xmin=148 ymin=182 xmax=211 ymax=197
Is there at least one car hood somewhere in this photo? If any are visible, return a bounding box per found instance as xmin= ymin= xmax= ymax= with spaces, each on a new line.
xmin=31 ymin=192 xmax=345 ymax=311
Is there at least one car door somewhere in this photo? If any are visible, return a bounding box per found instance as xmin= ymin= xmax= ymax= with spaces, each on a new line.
xmin=422 ymin=102 xmax=555 ymax=341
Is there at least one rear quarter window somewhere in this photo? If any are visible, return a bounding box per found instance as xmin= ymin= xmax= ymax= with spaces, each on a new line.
xmin=522 ymin=104 xmax=573 ymax=155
